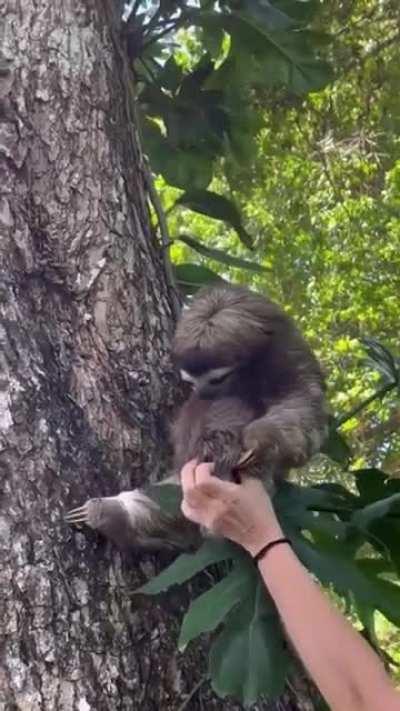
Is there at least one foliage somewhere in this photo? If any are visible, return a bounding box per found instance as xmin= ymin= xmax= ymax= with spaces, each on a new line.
xmin=142 ymin=462 xmax=400 ymax=704
xmin=124 ymin=0 xmax=400 ymax=705
xmin=126 ymin=0 xmax=332 ymax=241
xmin=142 ymin=337 xmax=400 ymax=704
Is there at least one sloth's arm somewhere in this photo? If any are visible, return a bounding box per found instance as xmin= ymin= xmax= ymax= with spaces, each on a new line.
xmin=65 ymin=475 xmax=199 ymax=551
xmin=243 ymin=384 xmax=327 ymax=475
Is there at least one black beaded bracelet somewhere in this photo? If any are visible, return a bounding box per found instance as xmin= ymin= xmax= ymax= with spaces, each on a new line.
xmin=253 ymin=537 xmax=292 ymax=564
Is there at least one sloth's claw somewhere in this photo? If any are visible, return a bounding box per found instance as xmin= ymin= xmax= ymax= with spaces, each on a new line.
xmin=65 ymin=503 xmax=92 ymax=526
xmin=236 ymin=448 xmax=256 ymax=469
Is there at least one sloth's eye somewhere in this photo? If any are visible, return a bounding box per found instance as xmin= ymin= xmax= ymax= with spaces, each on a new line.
xmin=209 ymin=372 xmax=231 ymax=386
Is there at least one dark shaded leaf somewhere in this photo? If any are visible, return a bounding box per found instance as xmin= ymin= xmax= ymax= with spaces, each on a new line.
xmin=352 ymin=494 xmax=400 ymax=531
xmin=136 ymin=538 xmax=239 ymax=595
xmin=179 ymin=561 xmax=252 ymax=650
xmin=274 ymin=481 xmax=355 ymax=525
xmin=230 ymin=0 xmax=297 ymax=32
xmin=193 ymin=11 xmax=333 ymax=94
xmin=176 ymin=190 xmax=253 ymax=247
xmin=178 ymin=234 xmax=270 ymax=273
xmin=271 ymin=0 xmax=320 ymax=24
xmin=141 ymin=118 xmax=213 ymax=190
xmin=362 ymin=337 xmax=399 ymax=385
xmin=209 ymin=580 xmax=288 ymax=704
xmin=202 ymin=21 xmax=225 ymax=58
xmin=294 ymin=536 xmax=400 ymax=627
xmin=354 ymin=468 xmax=399 ymax=502
xmin=158 ymin=55 xmax=184 ymax=92
xmin=178 ymin=56 xmax=215 ymax=100
xmin=321 ymin=416 xmax=351 ymax=465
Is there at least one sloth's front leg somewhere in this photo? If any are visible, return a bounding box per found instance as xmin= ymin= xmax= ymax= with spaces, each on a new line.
xmin=65 ymin=477 xmax=199 ymax=551
xmin=197 ymin=427 xmax=244 ymax=481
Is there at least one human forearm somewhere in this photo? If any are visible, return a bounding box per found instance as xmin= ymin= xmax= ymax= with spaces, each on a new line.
xmin=180 ymin=465 xmax=399 ymax=711
xmin=258 ymin=544 xmax=399 ymax=711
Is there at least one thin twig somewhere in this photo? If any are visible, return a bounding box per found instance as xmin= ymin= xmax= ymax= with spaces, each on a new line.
xmin=143 ymin=154 xmax=181 ymax=319
xmin=143 ymin=19 xmax=183 ymax=50
xmin=337 ymin=381 xmax=397 ymax=428
xmin=137 ymin=55 xmax=160 ymax=85
xmin=142 ymin=6 xmax=163 ymax=37
xmin=107 ymin=8 xmax=181 ymax=320
xmin=177 ymin=676 xmax=208 ymax=711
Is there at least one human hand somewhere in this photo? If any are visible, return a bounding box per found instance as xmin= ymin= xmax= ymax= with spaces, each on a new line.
xmin=180 ymin=460 xmax=283 ymax=557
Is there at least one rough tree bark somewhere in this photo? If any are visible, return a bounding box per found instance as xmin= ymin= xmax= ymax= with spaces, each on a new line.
xmin=0 ymin=1 xmax=317 ymax=709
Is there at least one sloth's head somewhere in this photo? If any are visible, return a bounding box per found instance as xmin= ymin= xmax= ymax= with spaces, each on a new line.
xmin=173 ymin=285 xmax=286 ymax=399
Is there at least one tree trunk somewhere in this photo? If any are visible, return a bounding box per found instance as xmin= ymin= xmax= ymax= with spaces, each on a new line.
xmin=0 ymin=1 xmax=317 ymax=708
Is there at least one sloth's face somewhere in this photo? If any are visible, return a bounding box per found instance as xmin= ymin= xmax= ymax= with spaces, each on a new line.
xmin=180 ymin=365 xmax=235 ymax=399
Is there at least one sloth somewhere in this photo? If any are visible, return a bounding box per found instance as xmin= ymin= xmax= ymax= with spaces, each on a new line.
xmin=66 ymin=285 xmax=327 ymax=550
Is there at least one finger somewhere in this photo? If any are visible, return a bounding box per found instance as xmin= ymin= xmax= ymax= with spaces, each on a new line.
xmin=181 ymin=492 xmax=213 ymax=525
xmin=194 ymin=461 xmax=215 ymax=485
xmin=184 ymin=484 xmax=212 ymax=509
xmin=181 ymin=499 xmax=201 ymax=524
xmin=197 ymin=476 xmax=239 ymax=501
xmin=180 ymin=459 xmax=198 ymax=492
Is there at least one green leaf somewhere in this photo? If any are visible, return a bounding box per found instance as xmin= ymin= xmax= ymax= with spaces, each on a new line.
xmin=178 ymin=56 xmax=215 ymax=100
xmin=294 ymin=536 xmax=400 ymax=627
xmin=321 ymin=416 xmax=351 ymax=465
xmin=362 ymin=338 xmax=399 ymax=385
xmin=158 ymin=55 xmax=184 ymax=92
xmin=176 ymin=190 xmax=253 ymax=248
xmin=174 ymin=262 xmax=226 ymax=295
xmin=196 ymin=11 xmax=333 ymax=94
xmin=141 ymin=118 xmax=213 ymax=190
xmin=357 ymin=559 xmax=400 ymax=627
xmin=231 ymin=0 xmax=297 ymax=32
xmin=271 ymin=0 xmax=320 ymax=24
xmin=202 ymin=22 xmax=225 ymax=58
xmin=178 ymin=561 xmax=252 ymax=651
xmin=354 ymin=598 xmax=379 ymax=648
xmin=147 ymin=484 xmax=182 ymax=517
xmin=274 ymin=481 xmax=355 ymax=526
xmin=354 ymin=468 xmax=399 ymax=502
xmin=209 ymin=581 xmax=288 ymax=704
xmin=136 ymin=538 xmax=239 ymax=595
xmin=178 ymin=234 xmax=270 ymax=273
xmin=249 ymin=31 xmax=333 ymax=94
xmin=352 ymin=494 xmax=400 ymax=531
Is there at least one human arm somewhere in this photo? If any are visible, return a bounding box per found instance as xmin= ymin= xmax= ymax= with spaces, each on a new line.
xmin=180 ymin=461 xmax=400 ymax=711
